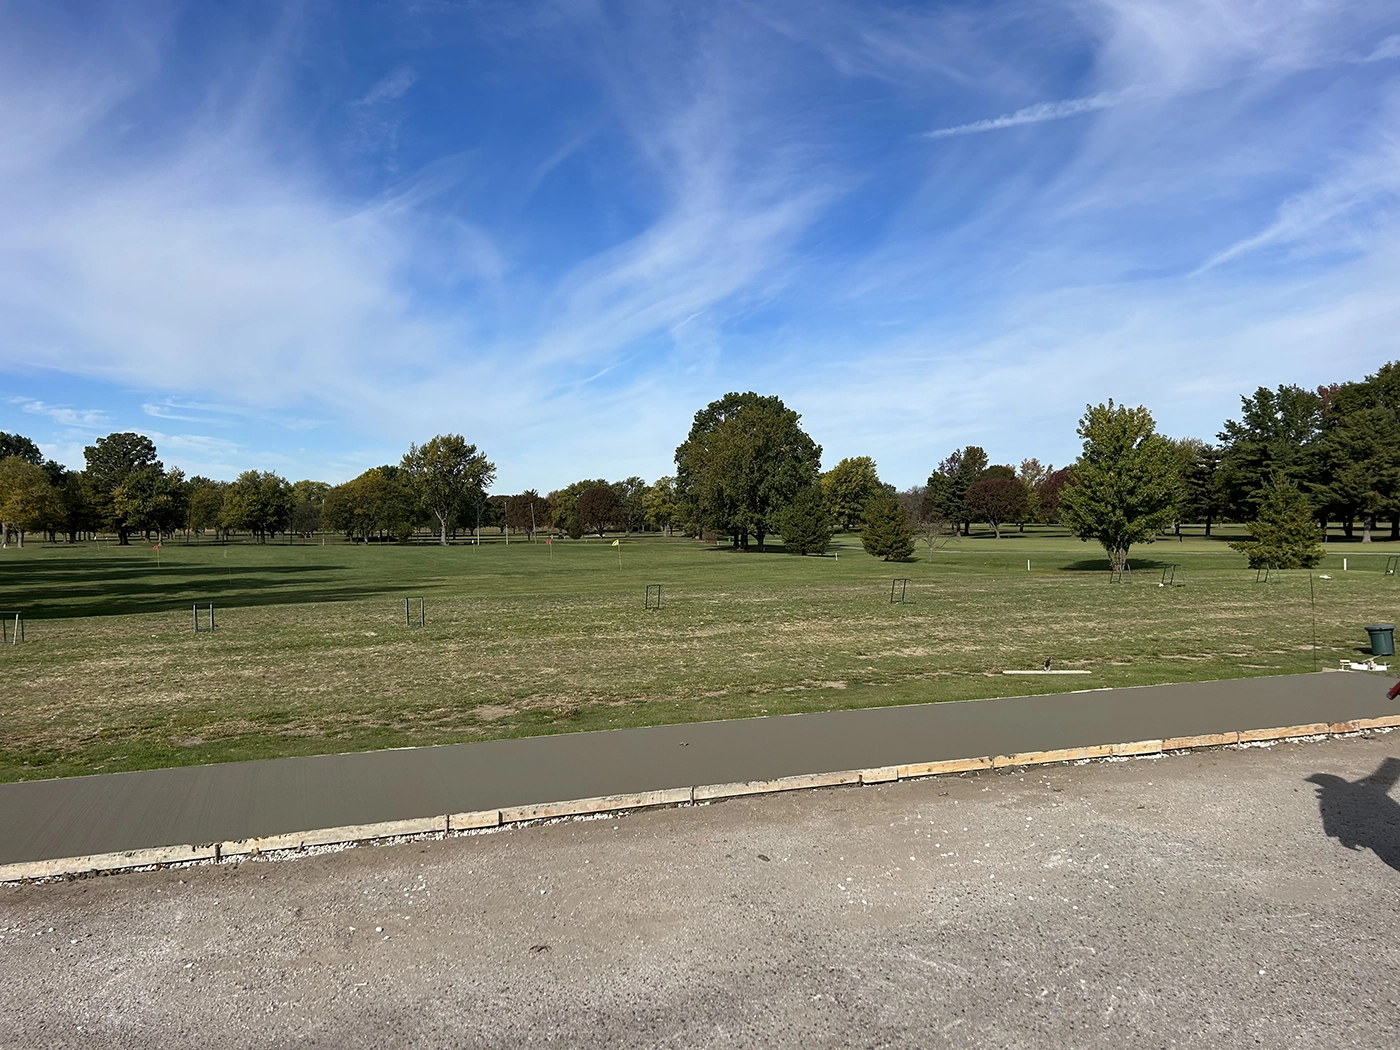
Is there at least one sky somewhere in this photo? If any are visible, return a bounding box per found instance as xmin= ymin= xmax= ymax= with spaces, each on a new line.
xmin=2 ymin=0 xmax=1398 ymax=490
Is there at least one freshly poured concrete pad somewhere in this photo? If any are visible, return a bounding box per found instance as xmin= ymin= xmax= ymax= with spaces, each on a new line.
xmin=0 ymin=672 xmax=1394 ymax=867
xmin=1 ymin=734 xmax=1396 ymax=1049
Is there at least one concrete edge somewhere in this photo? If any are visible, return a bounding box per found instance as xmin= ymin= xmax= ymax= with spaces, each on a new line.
xmin=5 ymin=714 xmax=1399 ymax=884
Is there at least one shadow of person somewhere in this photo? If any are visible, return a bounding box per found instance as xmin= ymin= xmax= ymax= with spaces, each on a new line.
xmin=1306 ymin=758 xmax=1400 ymax=873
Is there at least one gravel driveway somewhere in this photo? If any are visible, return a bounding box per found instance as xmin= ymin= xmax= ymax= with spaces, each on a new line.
xmin=2 ymin=733 xmax=1397 ymax=1049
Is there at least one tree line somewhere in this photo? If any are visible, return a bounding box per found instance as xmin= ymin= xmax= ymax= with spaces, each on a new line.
xmin=1 ymin=360 xmax=1390 ymax=564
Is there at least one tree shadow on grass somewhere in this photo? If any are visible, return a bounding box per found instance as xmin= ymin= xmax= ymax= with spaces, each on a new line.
xmin=1306 ymin=758 xmax=1400 ymax=873
xmin=0 ymin=555 xmax=433 ymax=619
xmin=1061 ymin=557 xmax=1175 ymax=572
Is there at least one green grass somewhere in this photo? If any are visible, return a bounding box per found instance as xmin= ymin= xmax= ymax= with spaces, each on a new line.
xmin=0 ymin=527 xmax=1395 ymax=783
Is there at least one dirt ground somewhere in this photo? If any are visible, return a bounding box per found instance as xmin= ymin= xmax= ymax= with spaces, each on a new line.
xmin=2 ymin=734 xmax=1397 ymax=1049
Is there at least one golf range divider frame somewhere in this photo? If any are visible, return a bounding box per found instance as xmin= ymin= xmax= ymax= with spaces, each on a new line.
xmin=0 ymin=610 xmax=23 ymax=644
xmin=6 ymin=711 xmax=1400 ymax=884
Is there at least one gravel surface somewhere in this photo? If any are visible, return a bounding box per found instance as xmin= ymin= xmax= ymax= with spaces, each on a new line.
xmin=2 ymin=734 xmax=1397 ymax=1049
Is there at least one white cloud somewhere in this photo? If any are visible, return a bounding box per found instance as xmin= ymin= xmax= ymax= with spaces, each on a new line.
xmin=15 ymin=398 xmax=109 ymax=430
xmin=924 ymin=94 xmax=1124 ymax=138
xmin=2 ymin=0 xmax=1398 ymax=490
xmin=1361 ymin=34 xmax=1400 ymax=62
xmin=1196 ymin=115 xmax=1400 ymax=272
xmin=356 ymin=67 xmax=417 ymax=107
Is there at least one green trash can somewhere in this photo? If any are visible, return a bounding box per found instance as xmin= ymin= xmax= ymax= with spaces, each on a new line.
xmin=1366 ymin=624 xmax=1395 ymax=657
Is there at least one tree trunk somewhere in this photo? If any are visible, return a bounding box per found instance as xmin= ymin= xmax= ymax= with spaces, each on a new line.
xmin=740 ymin=532 xmax=751 ymax=551
xmin=118 ymin=527 xmax=130 ymax=545
xmin=756 ymin=528 xmax=766 ymax=552
xmin=991 ymin=521 xmax=1001 ymax=539
xmin=438 ymin=511 xmax=448 ymax=546
xmin=1343 ymin=517 xmax=1354 ymax=540
xmin=1363 ymin=514 xmax=1374 ymax=543
xmin=1204 ymin=515 xmax=1212 ymax=538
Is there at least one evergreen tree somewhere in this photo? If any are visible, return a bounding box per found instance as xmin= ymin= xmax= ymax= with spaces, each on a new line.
xmin=1180 ymin=440 xmax=1226 ymax=536
xmin=1216 ymin=385 xmax=1322 ymax=522
xmin=860 ymin=492 xmax=914 ymax=561
xmin=1313 ymin=380 xmax=1400 ymax=542
xmin=922 ymin=446 xmax=987 ymax=535
xmin=1229 ymin=476 xmax=1324 ymax=568
xmin=778 ymin=484 xmax=834 ymax=555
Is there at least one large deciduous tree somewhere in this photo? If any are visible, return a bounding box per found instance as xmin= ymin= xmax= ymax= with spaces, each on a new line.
xmin=0 ymin=456 xmax=62 ymax=548
xmin=221 ymin=471 xmax=293 ymax=542
xmin=1017 ymin=459 xmax=1050 ymax=528
xmin=820 ymin=456 xmax=884 ymax=532
xmin=964 ymin=476 xmax=1030 ymax=539
xmin=577 ymin=484 xmax=623 ymax=538
xmin=675 ymin=392 xmax=822 ymax=552
xmin=643 ymin=476 xmax=678 ymax=535
xmin=1036 ymin=467 xmax=1071 ymax=524
xmin=187 ymin=478 xmax=229 ymax=539
xmin=613 ymin=476 xmax=649 ymax=535
xmin=1059 ymin=401 xmax=1181 ymax=574
xmin=503 ymin=490 xmax=550 ymax=539
xmin=289 ymin=480 xmax=330 ymax=537
xmin=401 ymin=435 xmax=496 ymax=546
xmin=548 ymin=479 xmax=609 ymax=539
xmin=83 ymin=432 xmax=162 ymax=544
xmin=112 ymin=466 xmax=188 ymax=541
xmin=322 ymin=468 xmax=416 ymax=542
xmin=0 ymin=433 xmax=43 ymax=465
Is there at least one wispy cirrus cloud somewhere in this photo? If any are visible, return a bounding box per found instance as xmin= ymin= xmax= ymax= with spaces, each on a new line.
xmin=924 ymin=93 xmax=1125 ymax=138
xmin=1 ymin=0 xmax=1398 ymax=488
xmin=11 ymin=397 xmax=109 ymax=430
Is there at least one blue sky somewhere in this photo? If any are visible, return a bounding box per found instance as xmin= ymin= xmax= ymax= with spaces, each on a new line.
xmin=2 ymin=1 xmax=1398 ymax=489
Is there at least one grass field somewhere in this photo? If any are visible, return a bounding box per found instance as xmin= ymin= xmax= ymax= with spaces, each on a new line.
xmin=1 ymin=528 xmax=1396 ymax=783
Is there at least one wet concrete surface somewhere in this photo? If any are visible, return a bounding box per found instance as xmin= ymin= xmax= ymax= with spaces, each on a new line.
xmin=0 ymin=672 xmax=1394 ymax=865
xmin=0 ymin=733 xmax=1396 ymax=1049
